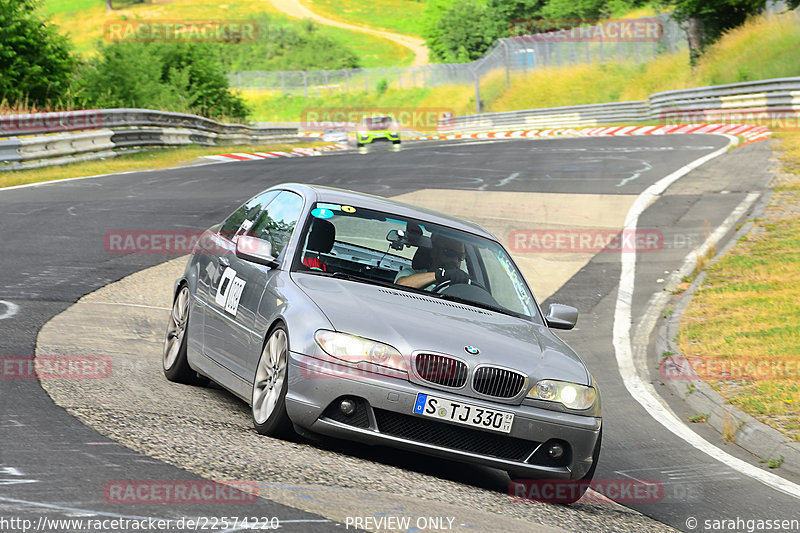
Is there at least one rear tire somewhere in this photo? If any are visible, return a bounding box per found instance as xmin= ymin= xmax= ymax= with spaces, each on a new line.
xmin=251 ymin=325 xmax=294 ymax=438
xmin=163 ymin=285 xmax=207 ymax=385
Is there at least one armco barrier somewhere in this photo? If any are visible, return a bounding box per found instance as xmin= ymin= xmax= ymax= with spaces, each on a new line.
xmin=0 ymin=109 xmax=297 ymax=137
xmin=0 ymin=108 xmax=300 ymax=171
xmin=16 ymin=130 xmax=115 ymax=162
xmin=446 ymin=101 xmax=650 ymax=132
xmin=650 ymin=77 xmax=800 ymax=123
xmin=0 ymin=139 xmax=22 ymax=163
xmin=443 ymin=76 xmax=800 ymax=133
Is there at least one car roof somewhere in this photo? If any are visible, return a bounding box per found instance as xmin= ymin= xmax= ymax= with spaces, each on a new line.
xmin=275 ymin=183 xmax=494 ymax=239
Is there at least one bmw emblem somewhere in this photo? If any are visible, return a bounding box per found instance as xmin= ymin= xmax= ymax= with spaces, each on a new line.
xmin=464 ymin=345 xmax=480 ymax=356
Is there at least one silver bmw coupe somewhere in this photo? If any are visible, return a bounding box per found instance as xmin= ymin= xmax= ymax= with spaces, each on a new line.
xmin=163 ymin=183 xmax=602 ymax=502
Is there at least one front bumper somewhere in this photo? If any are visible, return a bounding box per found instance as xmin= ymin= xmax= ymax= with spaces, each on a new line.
xmin=357 ymin=132 xmax=400 ymax=144
xmin=285 ymin=352 xmax=601 ymax=479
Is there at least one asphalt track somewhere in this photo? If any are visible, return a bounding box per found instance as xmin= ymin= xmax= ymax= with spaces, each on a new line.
xmin=1 ymin=136 xmax=798 ymax=532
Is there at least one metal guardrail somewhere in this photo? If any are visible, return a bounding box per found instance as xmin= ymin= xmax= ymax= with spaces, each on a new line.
xmin=444 ymin=77 xmax=800 ymax=132
xmin=0 ymin=109 xmax=300 ymax=171
xmin=0 ymin=108 xmax=297 ymax=137
xmin=649 ymin=77 xmax=800 ymax=119
xmin=446 ymin=101 xmax=650 ymax=132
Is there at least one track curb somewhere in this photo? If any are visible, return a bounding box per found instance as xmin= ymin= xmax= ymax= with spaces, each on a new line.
xmin=652 ymin=162 xmax=800 ymax=477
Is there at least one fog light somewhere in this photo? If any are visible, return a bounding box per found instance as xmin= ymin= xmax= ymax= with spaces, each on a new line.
xmin=547 ymin=443 xmax=564 ymax=459
xmin=339 ymin=398 xmax=357 ymax=416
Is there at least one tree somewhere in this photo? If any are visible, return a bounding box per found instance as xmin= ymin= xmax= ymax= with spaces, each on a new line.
xmin=106 ymin=0 xmax=112 ymax=10
xmin=75 ymin=42 xmax=249 ymax=120
xmin=664 ymin=0 xmax=800 ymax=65
xmin=424 ymin=0 xmax=529 ymax=62
xmin=0 ymin=0 xmax=74 ymax=106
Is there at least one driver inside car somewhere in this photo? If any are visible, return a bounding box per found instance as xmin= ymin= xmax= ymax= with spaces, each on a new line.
xmin=395 ymin=232 xmax=469 ymax=290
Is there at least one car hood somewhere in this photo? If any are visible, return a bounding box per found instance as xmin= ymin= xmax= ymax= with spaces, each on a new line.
xmin=292 ymin=273 xmax=589 ymax=385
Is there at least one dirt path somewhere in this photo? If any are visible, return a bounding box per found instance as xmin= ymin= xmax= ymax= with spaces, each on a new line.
xmin=269 ymin=0 xmax=429 ymax=65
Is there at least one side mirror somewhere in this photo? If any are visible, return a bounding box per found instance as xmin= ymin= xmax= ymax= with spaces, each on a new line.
xmin=236 ymin=235 xmax=279 ymax=268
xmin=545 ymin=304 xmax=578 ymax=330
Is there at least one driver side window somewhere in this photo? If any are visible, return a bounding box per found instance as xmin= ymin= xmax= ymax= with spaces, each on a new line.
xmin=219 ymin=190 xmax=278 ymax=239
xmin=245 ymin=191 xmax=304 ymax=259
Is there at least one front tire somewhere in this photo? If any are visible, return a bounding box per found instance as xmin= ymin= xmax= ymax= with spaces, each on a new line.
xmin=163 ymin=285 xmax=207 ymax=385
xmin=251 ymin=325 xmax=293 ymax=437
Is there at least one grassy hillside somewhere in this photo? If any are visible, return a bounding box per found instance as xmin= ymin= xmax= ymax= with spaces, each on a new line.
xmin=244 ymin=10 xmax=800 ymax=121
xmin=301 ymin=0 xmax=428 ymax=36
xmin=42 ymin=0 xmax=413 ymax=67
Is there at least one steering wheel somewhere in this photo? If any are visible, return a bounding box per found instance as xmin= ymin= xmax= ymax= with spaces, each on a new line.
xmin=431 ymin=276 xmax=486 ymax=293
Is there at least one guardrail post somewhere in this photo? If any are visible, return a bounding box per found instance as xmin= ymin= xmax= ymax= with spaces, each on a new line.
xmin=470 ymin=67 xmax=480 ymax=114
xmin=303 ymin=71 xmax=308 ymax=98
xmin=345 ymin=69 xmax=350 ymax=92
xmin=324 ymin=70 xmax=330 ymax=93
xmin=365 ymin=69 xmax=369 ymax=92
xmin=281 ymin=71 xmax=286 ymax=95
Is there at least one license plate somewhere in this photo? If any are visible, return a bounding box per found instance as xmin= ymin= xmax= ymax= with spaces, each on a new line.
xmin=413 ymin=393 xmax=514 ymax=433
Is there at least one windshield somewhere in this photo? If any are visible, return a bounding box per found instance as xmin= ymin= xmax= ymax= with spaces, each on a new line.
xmin=292 ymin=202 xmax=540 ymax=320
xmin=362 ymin=117 xmax=393 ymax=131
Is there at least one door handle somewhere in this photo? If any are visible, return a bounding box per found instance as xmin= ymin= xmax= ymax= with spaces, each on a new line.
xmin=218 ymin=256 xmax=230 ymax=267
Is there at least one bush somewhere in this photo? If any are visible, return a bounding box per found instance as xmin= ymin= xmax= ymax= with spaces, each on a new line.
xmin=212 ymin=15 xmax=360 ymax=71
xmin=0 ymin=0 xmax=74 ymax=106
xmin=376 ymin=78 xmax=389 ymax=94
xmin=75 ymin=42 xmax=249 ymax=120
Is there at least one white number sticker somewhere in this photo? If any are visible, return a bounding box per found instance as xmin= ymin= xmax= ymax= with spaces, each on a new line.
xmin=215 ymin=267 xmax=247 ymax=316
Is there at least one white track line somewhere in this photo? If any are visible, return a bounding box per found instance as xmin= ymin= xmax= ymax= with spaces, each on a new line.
xmin=612 ymin=135 xmax=800 ymax=499
xmin=0 ymin=300 xmax=20 ymax=320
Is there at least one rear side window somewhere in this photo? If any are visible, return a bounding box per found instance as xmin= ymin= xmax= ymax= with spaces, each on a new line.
xmin=246 ymin=191 xmax=304 ymax=259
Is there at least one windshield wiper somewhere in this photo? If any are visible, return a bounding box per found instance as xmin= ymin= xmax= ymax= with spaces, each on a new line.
xmin=435 ymin=292 xmax=523 ymax=319
xmin=300 ymin=269 xmax=397 ymax=289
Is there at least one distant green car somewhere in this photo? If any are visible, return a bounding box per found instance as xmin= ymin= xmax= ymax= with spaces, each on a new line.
xmin=356 ymin=116 xmax=400 ymax=147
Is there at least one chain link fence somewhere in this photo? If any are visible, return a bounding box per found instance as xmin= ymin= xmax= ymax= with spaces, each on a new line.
xmin=228 ymin=13 xmax=684 ymax=100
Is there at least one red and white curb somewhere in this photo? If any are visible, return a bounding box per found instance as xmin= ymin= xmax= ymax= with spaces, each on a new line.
xmin=411 ymin=123 xmax=771 ymax=145
xmin=203 ymin=142 xmax=348 ymax=162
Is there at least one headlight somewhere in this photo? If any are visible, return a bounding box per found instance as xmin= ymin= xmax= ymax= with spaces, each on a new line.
xmin=314 ymin=330 xmax=407 ymax=372
xmin=527 ymin=379 xmax=596 ymax=410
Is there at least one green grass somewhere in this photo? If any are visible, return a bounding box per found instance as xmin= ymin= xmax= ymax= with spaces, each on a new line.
xmin=42 ymin=0 xmax=413 ymax=66
xmin=677 ymin=132 xmax=800 ymax=442
xmin=240 ymin=9 xmax=800 ymax=122
xmin=240 ymin=87 xmax=433 ymax=122
xmin=315 ymin=22 xmax=413 ymax=67
xmin=302 ymin=0 xmax=428 ymax=36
